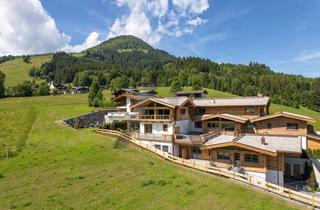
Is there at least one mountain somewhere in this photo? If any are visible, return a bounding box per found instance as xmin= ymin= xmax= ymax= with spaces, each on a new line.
xmin=84 ymin=35 xmax=173 ymax=69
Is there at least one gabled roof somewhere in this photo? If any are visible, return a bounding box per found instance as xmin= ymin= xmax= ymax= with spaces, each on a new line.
xmin=251 ymin=111 xmax=315 ymax=123
xmin=193 ymin=96 xmax=270 ymax=107
xmin=130 ymin=97 xmax=194 ymax=109
xmin=200 ymin=113 xmax=249 ymax=123
xmin=114 ymin=93 xmax=149 ymax=102
xmin=202 ymin=134 xmax=302 ymax=156
xmin=175 ymin=90 xmax=208 ymax=95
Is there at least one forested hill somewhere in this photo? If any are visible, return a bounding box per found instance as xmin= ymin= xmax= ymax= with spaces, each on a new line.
xmin=36 ymin=35 xmax=320 ymax=112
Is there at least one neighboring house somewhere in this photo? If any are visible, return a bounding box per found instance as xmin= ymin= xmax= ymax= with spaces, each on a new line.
xmin=71 ymin=86 xmax=89 ymax=94
xmin=49 ymin=82 xmax=67 ymax=94
xmin=175 ymin=90 xmax=208 ymax=98
xmin=105 ymin=93 xmax=320 ymax=186
xmin=113 ymin=88 xmax=138 ymax=98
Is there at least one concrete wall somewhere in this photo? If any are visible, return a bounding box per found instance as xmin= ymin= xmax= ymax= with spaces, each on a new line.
xmin=266 ymin=170 xmax=284 ymax=186
xmin=141 ymin=140 xmax=174 ymax=155
xmin=139 ymin=122 xmax=174 ymax=135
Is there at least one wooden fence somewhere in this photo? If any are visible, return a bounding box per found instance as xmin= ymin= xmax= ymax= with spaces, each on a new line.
xmin=96 ymin=129 xmax=320 ymax=208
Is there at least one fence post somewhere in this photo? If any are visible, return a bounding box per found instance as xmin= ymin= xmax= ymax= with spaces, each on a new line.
xmin=193 ymin=160 xmax=195 ymax=168
xmin=288 ymin=189 xmax=291 ymax=199
xmin=233 ymin=169 xmax=235 ymax=179
xmin=218 ymin=167 xmax=221 ymax=176
xmin=206 ymin=163 xmax=208 ymax=172
xmin=266 ymin=182 xmax=269 ymax=192
xmin=312 ymin=196 xmax=315 ymax=208
xmin=249 ymin=176 xmax=251 ymax=184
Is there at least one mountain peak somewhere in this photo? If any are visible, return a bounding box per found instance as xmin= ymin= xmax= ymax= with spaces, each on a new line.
xmin=87 ymin=35 xmax=153 ymax=53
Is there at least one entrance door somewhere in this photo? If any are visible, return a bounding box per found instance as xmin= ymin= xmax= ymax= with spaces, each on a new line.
xmin=144 ymin=124 xmax=152 ymax=133
xmin=284 ymin=163 xmax=291 ymax=177
xmin=192 ymin=147 xmax=201 ymax=159
xmin=234 ymin=153 xmax=240 ymax=167
xmin=293 ymin=164 xmax=301 ymax=178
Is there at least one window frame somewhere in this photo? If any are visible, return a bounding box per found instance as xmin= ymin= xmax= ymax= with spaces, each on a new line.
xmin=244 ymin=154 xmax=259 ymax=163
xmin=217 ymin=151 xmax=230 ymax=160
xmin=267 ymin=122 xmax=272 ymax=129
xmin=195 ymin=121 xmax=202 ymax=128
xmin=287 ymin=123 xmax=298 ymax=130
xmin=163 ymin=124 xmax=168 ymax=132
xmin=179 ymin=108 xmax=186 ymax=116
xmin=207 ymin=122 xmax=219 ymax=129
xmin=245 ymin=107 xmax=255 ymax=114
xmin=144 ymin=124 xmax=153 ymax=133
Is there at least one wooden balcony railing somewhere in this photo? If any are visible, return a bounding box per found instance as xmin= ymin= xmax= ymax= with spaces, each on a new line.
xmin=138 ymin=115 xmax=172 ymax=120
xmin=131 ymin=132 xmax=173 ymax=142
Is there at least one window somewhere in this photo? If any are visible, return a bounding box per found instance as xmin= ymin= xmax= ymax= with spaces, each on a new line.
xmin=267 ymin=123 xmax=272 ymax=129
xmin=195 ymin=121 xmax=202 ymax=128
xmin=246 ymin=123 xmax=255 ymax=129
xmin=143 ymin=109 xmax=154 ymax=115
xmin=234 ymin=153 xmax=240 ymax=161
xmin=217 ymin=151 xmax=230 ymax=160
xmin=287 ymin=123 xmax=298 ymax=130
xmin=163 ymin=124 xmax=168 ymax=132
xmin=162 ymin=145 xmax=169 ymax=152
xmin=180 ymin=108 xmax=186 ymax=115
xmin=223 ymin=123 xmax=235 ymax=131
xmin=144 ymin=124 xmax=152 ymax=133
xmin=245 ymin=107 xmax=255 ymax=114
xmin=244 ymin=154 xmax=259 ymax=163
xmin=155 ymin=144 xmax=161 ymax=150
xmin=196 ymin=108 xmax=206 ymax=114
xmin=157 ymin=109 xmax=170 ymax=115
xmin=207 ymin=122 xmax=219 ymax=129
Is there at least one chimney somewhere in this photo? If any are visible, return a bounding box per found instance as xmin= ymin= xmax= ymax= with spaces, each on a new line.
xmin=261 ymin=136 xmax=267 ymax=145
xmin=257 ymin=93 xmax=263 ymax=98
xmin=211 ymin=99 xmax=215 ymax=103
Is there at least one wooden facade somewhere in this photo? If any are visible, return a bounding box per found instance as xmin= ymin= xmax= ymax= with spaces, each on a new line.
xmin=201 ymin=105 xmax=266 ymax=119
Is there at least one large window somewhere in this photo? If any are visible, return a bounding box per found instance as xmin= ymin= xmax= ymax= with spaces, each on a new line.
xmin=244 ymin=154 xmax=259 ymax=163
xmin=287 ymin=123 xmax=298 ymax=130
xmin=143 ymin=109 xmax=154 ymax=115
xmin=144 ymin=124 xmax=152 ymax=133
xmin=162 ymin=145 xmax=169 ymax=152
xmin=217 ymin=151 xmax=230 ymax=160
xmin=245 ymin=107 xmax=255 ymax=114
xmin=207 ymin=122 xmax=219 ymax=129
xmin=195 ymin=121 xmax=202 ymax=128
xmin=223 ymin=123 xmax=235 ymax=131
xmin=157 ymin=109 xmax=170 ymax=115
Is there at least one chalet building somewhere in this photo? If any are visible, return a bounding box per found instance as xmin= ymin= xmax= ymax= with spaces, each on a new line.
xmin=105 ymin=93 xmax=320 ymax=186
xmin=175 ymin=90 xmax=208 ymax=98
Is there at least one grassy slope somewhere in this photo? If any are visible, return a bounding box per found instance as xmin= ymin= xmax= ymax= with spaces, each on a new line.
xmin=0 ymin=55 xmax=52 ymax=87
xmin=0 ymin=93 xmax=302 ymax=209
xmin=154 ymin=87 xmax=320 ymax=130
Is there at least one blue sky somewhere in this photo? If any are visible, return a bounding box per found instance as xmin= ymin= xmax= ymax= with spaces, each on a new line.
xmin=1 ymin=0 xmax=320 ymax=77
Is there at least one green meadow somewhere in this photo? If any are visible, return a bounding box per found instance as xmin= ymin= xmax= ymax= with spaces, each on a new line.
xmin=0 ymin=92 xmax=304 ymax=210
xmin=0 ymin=55 xmax=52 ymax=87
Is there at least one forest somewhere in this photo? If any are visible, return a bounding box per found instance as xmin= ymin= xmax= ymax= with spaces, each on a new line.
xmin=16 ymin=35 xmax=320 ymax=112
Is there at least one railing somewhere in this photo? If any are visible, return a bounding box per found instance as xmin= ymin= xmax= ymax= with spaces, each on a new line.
xmin=95 ymin=129 xmax=320 ymax=208
xmin=131 ymin=132 xmax=173 ymax=142
xmin=138 ymin=115 xmax=172 ymax=120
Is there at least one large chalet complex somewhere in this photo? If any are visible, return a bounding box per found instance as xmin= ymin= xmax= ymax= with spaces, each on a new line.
xmin=105 ymin=89 xmax=320 ymax=186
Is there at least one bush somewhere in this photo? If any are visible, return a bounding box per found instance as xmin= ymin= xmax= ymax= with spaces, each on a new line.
xmin=0 ymin=174 xmax=4 ymax=179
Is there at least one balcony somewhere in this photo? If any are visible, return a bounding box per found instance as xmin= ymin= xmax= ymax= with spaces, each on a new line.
xmin=131 ymin=132 xmax=173 ymax=142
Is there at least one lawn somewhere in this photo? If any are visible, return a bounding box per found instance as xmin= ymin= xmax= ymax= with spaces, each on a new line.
xmin=0 ymin=55 xmax=52 ymax=87
xmin=0 ymin=93 xmax=303 ymax=210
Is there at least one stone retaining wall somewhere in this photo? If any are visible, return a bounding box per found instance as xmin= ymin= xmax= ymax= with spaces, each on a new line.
xmin=63 ymin=109 xmax=117 ymax=128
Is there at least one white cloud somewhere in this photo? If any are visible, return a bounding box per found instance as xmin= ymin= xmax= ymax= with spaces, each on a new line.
xmin=292 ymin=51 xmax=320 ymax=62
xmin=65 ymin=32 xmax=102 ymax=53
xmin=0 ymin=0 xmax=101 ymax=56
xmin=108 ymin=0 xmax=209 ymax=45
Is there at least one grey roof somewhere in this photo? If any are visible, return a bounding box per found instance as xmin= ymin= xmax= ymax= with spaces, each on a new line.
xmin=193 ymin=96 xmax=270 ymax=107
xmin=175 ymin=90 xmax=208 ymax=94
xmin=157 ymin=97 xmax=189 ymax=106
xmin=204 ymin=134 xmax=301 ymax=154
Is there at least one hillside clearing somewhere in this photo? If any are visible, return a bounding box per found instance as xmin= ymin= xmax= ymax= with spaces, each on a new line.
xmin=0 ymin=55 xmax=52 ymax=87
xmin=0 ymin=93 xmax=303 ymax=210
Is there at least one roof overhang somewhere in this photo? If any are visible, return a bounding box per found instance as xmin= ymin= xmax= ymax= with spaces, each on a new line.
xmin=179 ymin=98 xmax=196 ymax=108
xmin=201 ymin=142 xmax=278 ymax=157
xmin=200 ymin=114 xmax=248 ymax=123
xmin=130 ymin=98 xmax=176 ymax=109
xmin=251 ymin=112 xmax=315 ymax=123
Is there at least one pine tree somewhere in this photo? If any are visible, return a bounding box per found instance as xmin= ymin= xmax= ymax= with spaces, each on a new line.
xmin=0 ymin=71 xmax=5 ymax=98
xmin=88 ymin=77 xmax=104 ymax=107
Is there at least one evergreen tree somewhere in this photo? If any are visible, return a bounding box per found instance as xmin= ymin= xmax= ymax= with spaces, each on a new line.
xmin=191 ymin=75 xmax=202 ymax=90
xmin=0 ymin=71 xmax=5 ymax=98
xmin=88 ymin=77 xmax=103 ymax=107
xmin=36 ymin=82 xmax=50 ymax=96
xmin=170 ymin=77 xmax=183 ymax=93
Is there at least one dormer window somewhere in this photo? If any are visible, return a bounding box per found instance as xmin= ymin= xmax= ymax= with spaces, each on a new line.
xmin=180 ymin=108 xmax=186 ymax=115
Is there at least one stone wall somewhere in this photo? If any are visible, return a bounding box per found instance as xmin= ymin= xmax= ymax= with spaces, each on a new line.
xmin=63 ymin=109 xmax=117 ymax=128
